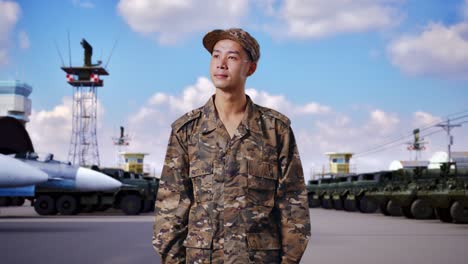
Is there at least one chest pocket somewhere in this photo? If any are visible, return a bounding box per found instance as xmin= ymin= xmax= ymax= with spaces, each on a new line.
xmin=247 ymin=161 xmax=278 ymax=207
xmin=189 ymin=165 xmax=213 ymax=203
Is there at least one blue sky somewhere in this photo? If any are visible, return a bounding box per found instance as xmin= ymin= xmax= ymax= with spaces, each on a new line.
xmin=1 ymin=0 xmax=468 ymax=175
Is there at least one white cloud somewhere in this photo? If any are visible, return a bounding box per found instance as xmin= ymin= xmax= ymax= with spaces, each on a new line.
xmin=116 ymin=0 xmax=405 ymax=43
xmin=297 ymin=102 xmax=331 ymax=114
xmin=274 ymin=0 xmax=403 ymax=39
xmin=388 ymin=22 xmax=468 ymax=78
xmin=412 ymin=111 xmax=441 ymax=128
xmin=246 ymin=88 xmax=330 ymax=116
xmin=0 ymin=0 xmax=21 ymax=65
xmin=28 ymin=96 xmax=106 ymax=164
xmin=18 ymin=30 xmax=29 ymax=49
xmin=27 ymin=97 xmax=73 ymax=160
xmin=368 ymin=109 xmax=400 ymax=132
xmin=117 ymin=0 xmax=249 ymax=44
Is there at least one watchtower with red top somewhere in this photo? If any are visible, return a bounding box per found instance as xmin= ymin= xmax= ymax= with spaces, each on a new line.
xmin=61 ymin=38 xmax=108 ymax=166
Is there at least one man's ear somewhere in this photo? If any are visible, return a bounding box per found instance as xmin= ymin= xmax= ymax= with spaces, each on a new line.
xmin=247 ymin=62 xmax=257 ymax=77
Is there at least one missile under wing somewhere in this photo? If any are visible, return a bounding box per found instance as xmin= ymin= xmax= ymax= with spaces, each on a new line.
xmin=17 ymin=153 xmax=121 ymax=192
xmin=0 ymin=153 xmax=48 ymax=187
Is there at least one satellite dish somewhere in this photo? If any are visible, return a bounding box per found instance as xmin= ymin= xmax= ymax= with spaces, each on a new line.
xmin=388 ymin=160 xmax=403 ymax=171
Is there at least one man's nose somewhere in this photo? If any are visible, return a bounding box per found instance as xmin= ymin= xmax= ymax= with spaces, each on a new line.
xmin=217 ymin=56 xmax=227 ymax=69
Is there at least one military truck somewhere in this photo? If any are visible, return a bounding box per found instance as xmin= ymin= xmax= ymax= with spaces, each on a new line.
xmin=351 ymin=173 xmax=382 ymax=213
xmin=416 ymin=164 xmax=468 ymax=223
xmin=307 ymin=179 xmax=320 ymax=208
xmin=342 ymin=174 xmax=359 ymax=212
xmin=319 ymin=177 xmax=336 ymax=209
xmin=380 ymin=167 xmax=442 ymax=220
xmin=365 ymin=170 xmax=405 ymax=216
xmin=331 ymin=175 xmax=354 ymax=210
xmin=34 ymin=167 xmax=159 ymax=216
xmin=99 ymin=167 xmax=159 ymax=215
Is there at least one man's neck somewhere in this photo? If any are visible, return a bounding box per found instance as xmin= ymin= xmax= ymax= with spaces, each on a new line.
xmin=214 ymin=89 xmax=247 ymax=119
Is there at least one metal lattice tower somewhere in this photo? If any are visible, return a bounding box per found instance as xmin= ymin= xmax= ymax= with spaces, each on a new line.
xmin=61 ymin=39 xmax=108 ymax=166
xmin=406 ymin=128 xmax=427 ymax=161
xmin=112 ymin=126 xmax=131 ymax=168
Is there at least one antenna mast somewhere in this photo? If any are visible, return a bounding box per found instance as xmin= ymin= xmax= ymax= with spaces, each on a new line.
xmin=436 ymin=119 xmax=462 ymax=162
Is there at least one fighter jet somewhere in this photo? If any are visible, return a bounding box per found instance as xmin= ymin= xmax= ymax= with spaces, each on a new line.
xmin=16 ymin=152 xmax=121 ymax=191
xmin=0 ymin=153 xmax=48 ymax=187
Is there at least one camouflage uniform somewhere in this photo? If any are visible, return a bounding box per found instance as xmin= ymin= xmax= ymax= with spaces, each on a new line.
xmin=153 ymin=95 xmax=311 ymax=263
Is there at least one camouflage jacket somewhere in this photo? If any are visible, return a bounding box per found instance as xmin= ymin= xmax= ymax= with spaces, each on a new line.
xmin=153 ymin=95 xmax=310 ymax=264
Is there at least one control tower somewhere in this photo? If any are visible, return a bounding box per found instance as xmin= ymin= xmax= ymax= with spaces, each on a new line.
xmin=61 ymin=39 xmax=108 ymax=166
xmin=0 ymin=80 xmax=32 ymax=125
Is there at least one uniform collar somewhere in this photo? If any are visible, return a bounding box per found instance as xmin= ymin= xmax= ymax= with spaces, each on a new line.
xmin=200 ymin=95 xmax=262 ymax=135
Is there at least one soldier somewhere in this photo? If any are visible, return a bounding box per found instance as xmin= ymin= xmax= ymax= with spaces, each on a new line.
xmin=153 ymin=28 xmax=311 ymax=264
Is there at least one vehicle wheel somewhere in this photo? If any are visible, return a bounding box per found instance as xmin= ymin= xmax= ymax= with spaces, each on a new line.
xmin=311 ymin=197 xmax=321 ymax=208
xmin=34 ymin=195 xmax=57 ymax=215
xmin=380 ymin=202 xmax=390 ymax=216
xmin=307 ymin=194 xmax=314 ymax=208
xmin=142 ymin=200 xmax=154 ymax=213
xmin=0 ymin=197 xmax=12 ymax=206
xmin=121 ymin=195 xmax=142 ymax=215
xmin=320 ymin=198 xmax=329 ymax=209
xmin=344 ymin=199 xmax=357 ymax=212
xmin=402 ymin=205 xmax=414 ymax=219
xmin=410 ymin=199 xmax=433 ymax=219
xmin=358 ymin=197 xmax=378 ymax=213
xmin=11 ymin=197 xmax=25 ymax=206
xmin=386 ymin=200 xmax=402 ymax=217
xmin=56 ymin=195 xmax=79 ymax=215
xmin=333 ymin=198 xmax=344 ymax=210
xmin=435 ymin=207 xmax=453 ymax=223
xmin=450 ymin=201 xmax=468 ymax=224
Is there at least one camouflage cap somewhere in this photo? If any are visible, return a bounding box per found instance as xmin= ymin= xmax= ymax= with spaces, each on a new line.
xmin=203 ymin=28 xmax=260 ymax=62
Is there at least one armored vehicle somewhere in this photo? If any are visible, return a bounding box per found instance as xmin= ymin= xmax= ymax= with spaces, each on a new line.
xmin=351 ymin=173 xmax=382 ymax=213
xmin=307 ymin=179 xmax=320 ymax=208
xmin=331 ymin=175 xmax=354 ymax=210
xmin=99 ymin=168 xmax=159 ymax=215
xmin=341 ymin=174 xmax=359 ymax=212
xmin=447 ymin=167 xmax=468 ymax=223
xmin=417 ymin=164 xmax=468 ymax=223
xmin=315 ymin=177 xmax=333 ymax=209
xmin=365 ymin=170 xmax=405 ymax=216
xmin=382 ymin=167 xmax=442 ymax=219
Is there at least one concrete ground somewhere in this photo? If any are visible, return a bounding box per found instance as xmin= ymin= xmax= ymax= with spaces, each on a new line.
xmin=1 ymin=206 xmax=467 ymax=264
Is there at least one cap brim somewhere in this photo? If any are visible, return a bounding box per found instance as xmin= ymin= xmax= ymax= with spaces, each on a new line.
xmin=203 ymin=30 xmax=239 ymax=54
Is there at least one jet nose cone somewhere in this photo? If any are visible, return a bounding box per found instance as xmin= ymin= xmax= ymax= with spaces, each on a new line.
xmin=75 ymin=167 xmax=122 ymax=191
xmin=0 ymin=154 xmax=48 ymax=187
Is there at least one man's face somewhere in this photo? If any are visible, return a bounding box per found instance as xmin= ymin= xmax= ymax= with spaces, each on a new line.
xmin=209 ymin=39 xmax=256 ymax=92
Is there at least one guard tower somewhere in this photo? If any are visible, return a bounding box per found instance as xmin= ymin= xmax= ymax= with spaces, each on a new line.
xmin=61 ymin=39 xmax=108 ymax=166
xmin=325 ymin=152 xmax=353 ymax=175
xmin=120 ymin=152 xmax=149 ymax=174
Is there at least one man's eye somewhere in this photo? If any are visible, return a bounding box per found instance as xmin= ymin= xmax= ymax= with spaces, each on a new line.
xmin=212 ymin=54 xmax=219 ymax=58
xmin=228 ymin=56 xmax=237 ymax=60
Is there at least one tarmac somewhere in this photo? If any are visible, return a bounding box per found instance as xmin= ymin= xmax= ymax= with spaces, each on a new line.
xmin=1 ymin=206 xmax=467 ymax=264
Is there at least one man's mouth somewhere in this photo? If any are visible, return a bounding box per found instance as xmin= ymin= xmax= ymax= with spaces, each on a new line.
xmin=214 ymin=74 xmax=228 ymax=79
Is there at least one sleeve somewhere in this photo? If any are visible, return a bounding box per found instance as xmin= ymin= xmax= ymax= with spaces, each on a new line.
xmin=152 ymin=129 xmax=193 ymax=263
xmin=276 ymin=125 xmax=311 ymax=264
